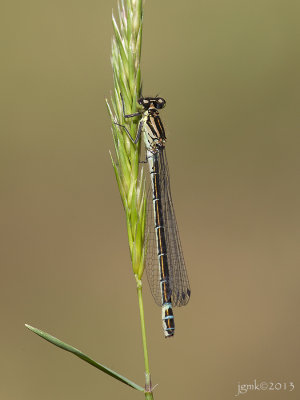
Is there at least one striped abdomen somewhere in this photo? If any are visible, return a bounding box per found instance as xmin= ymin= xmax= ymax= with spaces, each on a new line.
xmin=148 ymin=150 xmax=175 ymax=338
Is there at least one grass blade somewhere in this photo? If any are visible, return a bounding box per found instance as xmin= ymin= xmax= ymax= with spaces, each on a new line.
xmin=25 ymin=324 xmax=144 ymax=392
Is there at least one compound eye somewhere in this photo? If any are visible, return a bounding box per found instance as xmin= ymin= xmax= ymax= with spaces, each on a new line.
xmin=155 ymin=98 xmax=166 ymax=109
xmin=139 ymin=98 xmax=150 ymax=109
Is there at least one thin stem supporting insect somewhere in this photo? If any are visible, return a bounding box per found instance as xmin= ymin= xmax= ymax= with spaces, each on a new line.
xmin=107 ymin=0 xmax=155 ymax=396
xmin=136 ymin=277 xmax=150 ymax=379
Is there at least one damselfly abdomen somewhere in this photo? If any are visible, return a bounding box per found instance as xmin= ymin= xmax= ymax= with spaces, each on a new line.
xmin=115 ymin=95 xmax=191 ymax=337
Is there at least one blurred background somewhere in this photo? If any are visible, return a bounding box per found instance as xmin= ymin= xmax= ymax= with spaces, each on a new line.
xmin=1 ymin=1 xmax=300 ymax=399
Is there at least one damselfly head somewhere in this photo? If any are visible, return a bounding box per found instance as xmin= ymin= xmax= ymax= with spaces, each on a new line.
xmin=138 ymin=97 xmax=166 ymax=111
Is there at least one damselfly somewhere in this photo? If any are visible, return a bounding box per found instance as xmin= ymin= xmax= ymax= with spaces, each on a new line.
xmin=115 ymin=95 xmax=191 ymax=337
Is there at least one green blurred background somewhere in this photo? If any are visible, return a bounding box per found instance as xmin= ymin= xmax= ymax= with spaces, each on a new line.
xmin=1 ymin=1 xmax=300 ymax=399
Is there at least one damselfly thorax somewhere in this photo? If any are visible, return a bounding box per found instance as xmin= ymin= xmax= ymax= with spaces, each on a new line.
xmin=139 ymin=98 xmax=166 ymax=153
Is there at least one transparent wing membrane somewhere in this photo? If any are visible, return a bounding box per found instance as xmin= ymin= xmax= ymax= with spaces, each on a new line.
xmin=145 ymin=148 xmax=191 ymax=307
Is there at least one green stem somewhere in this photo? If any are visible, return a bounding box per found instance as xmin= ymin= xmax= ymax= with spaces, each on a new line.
xmin=136 ymin=276 xmax=153 ymax=398
xmin=137 ymin=279 xmax=150 ymax=375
